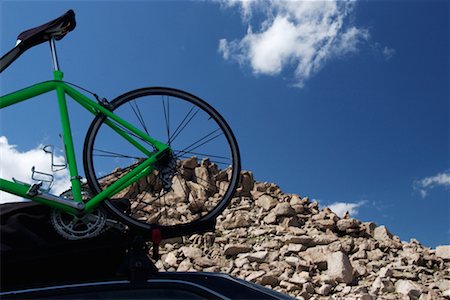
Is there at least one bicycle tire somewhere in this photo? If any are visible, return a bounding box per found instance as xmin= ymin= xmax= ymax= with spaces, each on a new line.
xmin=83 ymin=87 xmax=240 ymax=237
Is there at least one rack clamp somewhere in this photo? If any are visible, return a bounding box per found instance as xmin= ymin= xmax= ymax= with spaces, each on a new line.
xmin=119 ymin=235 xmax=158 ymax=284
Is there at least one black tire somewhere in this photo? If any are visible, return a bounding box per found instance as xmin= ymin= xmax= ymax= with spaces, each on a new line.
xmin=83 ymin=87 xmax=240 ymax=237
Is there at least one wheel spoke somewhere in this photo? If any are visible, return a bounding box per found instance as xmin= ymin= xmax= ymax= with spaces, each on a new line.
xmin=177 ymin=130 xmax=223 ymax=157
xmin=129 ymin=100 xmax=149 ymax=135
xmin=173 ymin=150 xmax=230 ymax=161
xmin=168 ymin=106 xmax=199 ymax=144
xmin=162 ymin=96 xmax=171 ymax=145
xmin=176 ymin=173 xmax=190 ymax=203
xmin=94 ymin=148 xmax=142 ymax=160
xmin=175 ymin=154 xmax=230 ymax=167
xmin=193 ymin=176 xmax=228 ymax=193
xmin=110 ymin=118 xmax=155 ymax=149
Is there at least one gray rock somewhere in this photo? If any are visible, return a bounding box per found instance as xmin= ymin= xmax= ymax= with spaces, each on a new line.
xmin=238 ymin=171 xmax=254 ymax=196
xmin=222 ymin=212 xmax=252 ymax=229
xmin=367 ymin=248 xmax=384 ymax=261
xmin=371 ymin=276 xmax=395 ymax=294
xmin=263 ymin=212 xmax=277 ymax=225
xmin=279 ymin=215 xmax=304 ymax=228
xmin=180 ymin=246 xmax=203 ymax=260
xmin=378 ymin=267 xmax=393 ymax=278
xmin=313 ymin=234 xmax=338 ymax=245
xmin=351 ymin=261 xmax=368 ymax=277
xmin=235 ymin=257 xmax=249 ymax=268
xmin=182 ymin=156 xmax=198 ymax=169
xmin=327 ymin=251 xmax=354 ymax=284
xmin=435 ymin=245 xmax=450 ymax=260
xmin=256 ymin=194 xmax=278 ymax=211
xmin=289 ymin=271 xmax=311 ymax=284
xmin=286 ymin=243 xmax=306 ymax=253
xmin=373 ymin=225 xmax=393 ymax=241
xmin=304 ymin=246 xmax=329 ymax=270
xmin=194 ymin=166 xmax=213 ymax=191
xmin=246 ymin=270 xmax=266 ymax=282
xmin=193 ymin=257 xmax=215 ymax=268
xmin=336 ymin=218 xmax=360 ymax=231
xmin=395 ymin=279 xmax=421 ymax=298
xmin=260 ymin=240 xmax=279 ymax=249
xmin=361 ymin=222 xmax=376 ymax=236
xmin=284 ymin=256 xmax=300 ymax=267
xmin=223 ymin=244 xmax=252 ymax=256
xmin=315 ymin=219 xmax=335 ymax=231
xmin=289 ymin=194 xmax=303 ymax=206
xmin=177 ymin=258 xmax=193 ymax=272
xmin=259 ymin=274 xmax=279 ymax=287
xmin=435 ymin=279 xmax=450 ymax=292
xmin=285 ymin=235 xmax=313 ymax=245
xmin=352 ymin=249 xmax=367 ymax=260
xmin=280 ymin=280 xmax=300 ymax=292
xmin=292 ymin=205 xmax=305 ymax=214
xmin=164 ymin=252 xmax=178 ymax=268
xmin=273 ymin=203 xmax=296 ymax=217
xmin=247 ymin=251 xmax=269 ymax=263
xmin=317 ymin=283 xmax=333 ymax=295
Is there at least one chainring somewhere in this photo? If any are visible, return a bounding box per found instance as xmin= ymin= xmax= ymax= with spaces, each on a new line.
xmin=50 ymin=189 xmax=107 ymax=240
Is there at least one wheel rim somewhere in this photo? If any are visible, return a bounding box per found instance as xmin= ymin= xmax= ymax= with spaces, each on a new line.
xmin=84 ymin=88 xmax=240 ymax=232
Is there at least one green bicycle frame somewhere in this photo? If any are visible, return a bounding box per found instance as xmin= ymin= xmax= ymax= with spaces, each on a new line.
xmin=0 ymin=70 xmax=170 ymax=216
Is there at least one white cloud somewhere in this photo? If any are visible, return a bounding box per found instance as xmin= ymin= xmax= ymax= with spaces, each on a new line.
xmin=326 ymin=200 xmax=366 ymax=218
xmin=218 ymin=0 xmax=369 ymax=87
xmin=0 ymin=136 xmax=70 ymax=203
xmin=382 ymin=46 xmax=396 ymax=60
xmin=414 ymin=170 xmax=450 ymax=198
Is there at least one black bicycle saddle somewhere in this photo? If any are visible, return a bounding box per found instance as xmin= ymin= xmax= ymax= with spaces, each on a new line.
xmin=0 ymin=10 xmax=76 ymax=73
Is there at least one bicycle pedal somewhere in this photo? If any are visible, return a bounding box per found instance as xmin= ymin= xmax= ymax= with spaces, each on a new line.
xmin=27 ymin=182 xmax=43 ymax=197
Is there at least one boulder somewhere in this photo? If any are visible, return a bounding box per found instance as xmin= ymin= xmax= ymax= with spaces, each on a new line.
xmin=395 ymin=279 xmax=421 ymax=298
xmin=177 ymin=259 xmax=193 ymax=272
xmin=370 ymin=276 xmax=395 ymax=294
xmin=373 ymin=225 xmax=393 ymax=241
xmin=246 ymin=270 xmax=266 ymax=282
xmin=256 ymin=195 xmax=278 ymax=211
xmin=223 ymin=244 xmax=252 ymax=256
xmin=164 ymin=252 xmax=178 ymax=268
xmin=273 ymin=203 xmax=296 ymax=217
xmin=180 ymin=246 xmax=203 ymax=260
xmin=222 ymin=212 xmax=252 ymax=229
xmin=336 ymin=218 xmax=360 ymax=232
xmin=317 ymin=283 xmax=333 ymax=295
xmin=435 ymin=245 xmax=450 ymax=260
xmin=247 ymin=251 xmax=269 ymax=263
xmin=259 ymin=274 xmax=279 ymax=287
xmin=327 ymin=251 xmax=354 ymax=284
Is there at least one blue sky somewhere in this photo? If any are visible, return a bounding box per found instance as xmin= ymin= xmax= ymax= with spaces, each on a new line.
xmin=0 ymin=1 xmax=448 ymax=247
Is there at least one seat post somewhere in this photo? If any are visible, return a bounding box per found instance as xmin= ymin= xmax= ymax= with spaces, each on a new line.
xmin=49 ymin=38 xmax=60 ymax=71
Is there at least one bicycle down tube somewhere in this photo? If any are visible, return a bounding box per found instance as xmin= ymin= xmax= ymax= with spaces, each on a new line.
xmin=0 ymin=70 xmax=170 ymax=215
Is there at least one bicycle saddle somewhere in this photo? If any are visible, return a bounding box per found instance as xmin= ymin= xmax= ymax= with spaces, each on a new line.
xmin=0 ymin=10 xmax=76 ymax=73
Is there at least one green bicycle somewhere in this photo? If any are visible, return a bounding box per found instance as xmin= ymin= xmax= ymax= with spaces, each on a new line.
xmin=0 ymin=10 xmax=240 ymax=241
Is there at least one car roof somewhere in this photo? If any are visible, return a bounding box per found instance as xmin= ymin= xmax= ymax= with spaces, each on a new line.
xmin=0 ymin=272 xmax=295 ymax=300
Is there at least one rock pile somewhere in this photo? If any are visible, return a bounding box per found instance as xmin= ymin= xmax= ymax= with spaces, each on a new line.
xmin=99 ymin=156 xmax=234 ymax=226
xmin=151 ymin=170 xmax=450 ymax=300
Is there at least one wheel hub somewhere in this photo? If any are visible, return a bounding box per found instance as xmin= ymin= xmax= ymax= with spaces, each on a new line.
xmin=157 ymin=152 xmax=177 ymax=192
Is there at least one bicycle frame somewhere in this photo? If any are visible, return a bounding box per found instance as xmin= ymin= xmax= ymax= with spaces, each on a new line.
xmin=0 ymin=70 xmax=170 ymax=216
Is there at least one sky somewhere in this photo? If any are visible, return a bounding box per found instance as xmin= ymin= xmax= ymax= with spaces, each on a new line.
xmin=0 ymin=1 xmax=448 ymax=248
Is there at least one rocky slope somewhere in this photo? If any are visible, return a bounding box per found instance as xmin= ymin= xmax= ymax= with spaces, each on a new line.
xmin=149 ymin=170 xmax=450 ymax=300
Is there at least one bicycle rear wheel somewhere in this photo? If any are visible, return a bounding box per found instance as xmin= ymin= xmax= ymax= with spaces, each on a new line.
xmin=83 ymin=87 xmax=240 ymax=236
